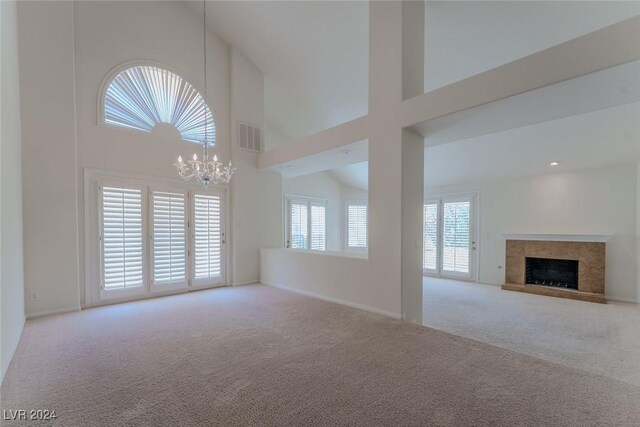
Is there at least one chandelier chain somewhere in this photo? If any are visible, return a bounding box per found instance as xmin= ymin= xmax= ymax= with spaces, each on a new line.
xmin=174 ymin=0 xmax=236 ymax=188
xmin=203 ymin=0 xmax=207 ymax=148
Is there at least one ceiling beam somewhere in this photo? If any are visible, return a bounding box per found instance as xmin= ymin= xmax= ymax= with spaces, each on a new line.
xmin=258 ymin=115 xmax=369 ymax=170
xmin=402 ymin=15 xmax=640 ymax=129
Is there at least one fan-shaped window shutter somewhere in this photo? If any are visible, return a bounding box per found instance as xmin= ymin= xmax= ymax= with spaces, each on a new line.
xmin=101 ymin=186 xmax=144 ymax=291
xmin=104 ymin=65 xmax=215 ymax=143
xmin=193 ymin=194 xmax=223 ymax=281
xmin=152 ymin=190 xmax=187 ymax=286
xmin=347 ymin=203 xmax=367 ymax=249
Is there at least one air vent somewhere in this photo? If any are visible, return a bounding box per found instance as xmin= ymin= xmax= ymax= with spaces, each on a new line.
xmin=238 ymin=122 xmax=262 ymax=153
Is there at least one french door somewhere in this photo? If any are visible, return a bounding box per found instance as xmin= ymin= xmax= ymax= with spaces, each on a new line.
xmin=423 ymin=194 xmax=477 ymax=280
xmin=191 ymin=192 xmax=226 ymax=288
xmin=97 ymin=178 xmax=226 ymax=303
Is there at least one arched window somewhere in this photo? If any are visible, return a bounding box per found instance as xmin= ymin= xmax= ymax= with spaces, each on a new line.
xmin=102 ymin=64 xmax=215 ymax=144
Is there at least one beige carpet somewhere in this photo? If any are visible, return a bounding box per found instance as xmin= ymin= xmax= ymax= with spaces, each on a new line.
xmin=2 ymin=285 xmax=640 ymax=426
xmin=424 ymin=277 xmax=640 ymax=386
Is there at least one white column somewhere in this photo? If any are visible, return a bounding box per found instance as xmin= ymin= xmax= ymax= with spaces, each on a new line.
xmin=402 ymin=0 xmax=425 ymax=101
xmin=368 ymin=1 xmax=425 ymax=323
xmin=401 ymin=129 xmax=424 ymax=323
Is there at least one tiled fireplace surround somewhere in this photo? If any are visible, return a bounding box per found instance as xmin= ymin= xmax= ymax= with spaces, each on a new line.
xmin=502 ymin=237 xmax=606 ymax=303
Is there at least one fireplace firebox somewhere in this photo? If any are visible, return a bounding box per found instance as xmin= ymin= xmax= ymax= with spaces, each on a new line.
xmin=525 ymin=257 xmax=579 ymax=290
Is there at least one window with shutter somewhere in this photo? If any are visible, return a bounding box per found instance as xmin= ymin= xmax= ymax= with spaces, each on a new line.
xmin=152 ymin=190 xmax=186 ymax=286
xmin=289 ymin=201 xmax=308 ymax=249
xmin=423 ymin=203 xmax=438 ymax=271
xmin=310 ymin=203 xmax=326 ymax=251
xmin=286 ymin=196 xmax=327 ymax=251
xmin=193 ymin=194 xmax=223 ymax=282
xmin=442 ymin=200 xmax=471 ymax=274
xmin=346 ymin=203 xmax=367 ymax=250
xmin=89 ymin=171 xmax=229 ymax=305
xmin=101 ymin=186 xmax=144 ymax=292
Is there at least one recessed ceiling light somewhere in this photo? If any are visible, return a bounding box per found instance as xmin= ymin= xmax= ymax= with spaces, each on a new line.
xmin=285 ymin=165 xmax=296 ymax=170
xmin=549 ymin=161 xmax=559 ymax=166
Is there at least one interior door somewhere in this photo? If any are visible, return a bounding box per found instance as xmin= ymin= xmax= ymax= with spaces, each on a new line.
xmin=423 ymin=194 xmax=477 ymax=281
xmin=191 ymin=190 xmax=226 ymax=288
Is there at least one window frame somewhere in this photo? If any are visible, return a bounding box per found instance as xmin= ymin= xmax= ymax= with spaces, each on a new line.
xmin=284 ymin=194 xmax=328 ymax=252
xmin=344 ymin=200 xmax=368 ymax=253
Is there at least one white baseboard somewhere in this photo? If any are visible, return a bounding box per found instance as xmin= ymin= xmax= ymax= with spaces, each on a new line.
xmin=1 ymin=316 xmax=26 ymax=387
xmin=263 ymin=282 xmax=401 ymax=320
xmin=606 ymin=295 xmax=639 ymax=304
xmin=27 ymin=306 xmax=80 ymax=319
xmin=232 ymin=281 xmax=259 ymax=287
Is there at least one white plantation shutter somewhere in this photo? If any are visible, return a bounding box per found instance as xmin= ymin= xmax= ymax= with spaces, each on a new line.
xmin=423 ymin=203 xmax=438 ymax=271
xmin=193 ymin=194 xmax=222 ymax=280
xmin=289 ymin=201 xmax=308 ymax=249
xmin=152 ymin=191 xmax=186 ymax=285
xmin=101 ymin=186 xmax=144 ymax=291
xmin=286 ymin=197 xmax=327 ymax=251
xmin=347 ymin=203 xmax=367 ymax=249
xmin=442 ymin=200 xmax=471 ymax=274
xmin=310 ymin=203 xmax=326 ymax=251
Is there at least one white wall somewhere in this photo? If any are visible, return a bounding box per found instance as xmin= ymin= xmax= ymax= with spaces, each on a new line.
xmin=230 ymin=48 xmax=282 ymax=285
xmin=261 ymin=248 xmax=396 ymax=317
xmin=424 ymin=1 xmax=640 ymax=91
xmin=426 ymin=164 xmax=639 ymax=302
xmin=1 ymin=0 xmax=26 ymax=384
xmin=637 ymin=161 xmax=640 ymax=302
xmin=18 ymin=1 xmax=80 ymax=317
xmin=342 ymin=185 xmax=367 ymax=202
xmin=17 ymin=1 xmax=276 ymax=314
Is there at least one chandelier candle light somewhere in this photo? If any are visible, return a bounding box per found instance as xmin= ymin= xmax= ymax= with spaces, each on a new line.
xmin=174 ymin=0 xmax=235 ymax=187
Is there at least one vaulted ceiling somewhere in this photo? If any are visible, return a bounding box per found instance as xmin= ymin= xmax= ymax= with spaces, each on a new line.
xmin=199 ymin=0 xmax=369 ymax=148
xmin=185 ymin=1 xmax=640 ymax=190
xmin=192 ymin=1 xmax=640 ymax=151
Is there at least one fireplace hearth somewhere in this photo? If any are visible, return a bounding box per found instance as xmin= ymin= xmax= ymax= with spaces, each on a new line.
xmin=525 ymin=257 xmax=578 ymax=290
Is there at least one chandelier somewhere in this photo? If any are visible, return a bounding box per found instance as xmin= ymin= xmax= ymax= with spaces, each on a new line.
xmin=174 ymin=0 xmax=235 ymax=188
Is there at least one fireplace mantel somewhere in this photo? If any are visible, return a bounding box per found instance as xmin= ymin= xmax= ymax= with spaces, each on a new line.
xmin=502 ymin=234 xmax=610 ymax=243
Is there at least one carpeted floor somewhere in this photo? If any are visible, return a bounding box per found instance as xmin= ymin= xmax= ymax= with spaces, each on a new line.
xmin=423 ymin=277 xmax=640 ymax=386
xmin=2 ymin=284 xmax=640 ymax=426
